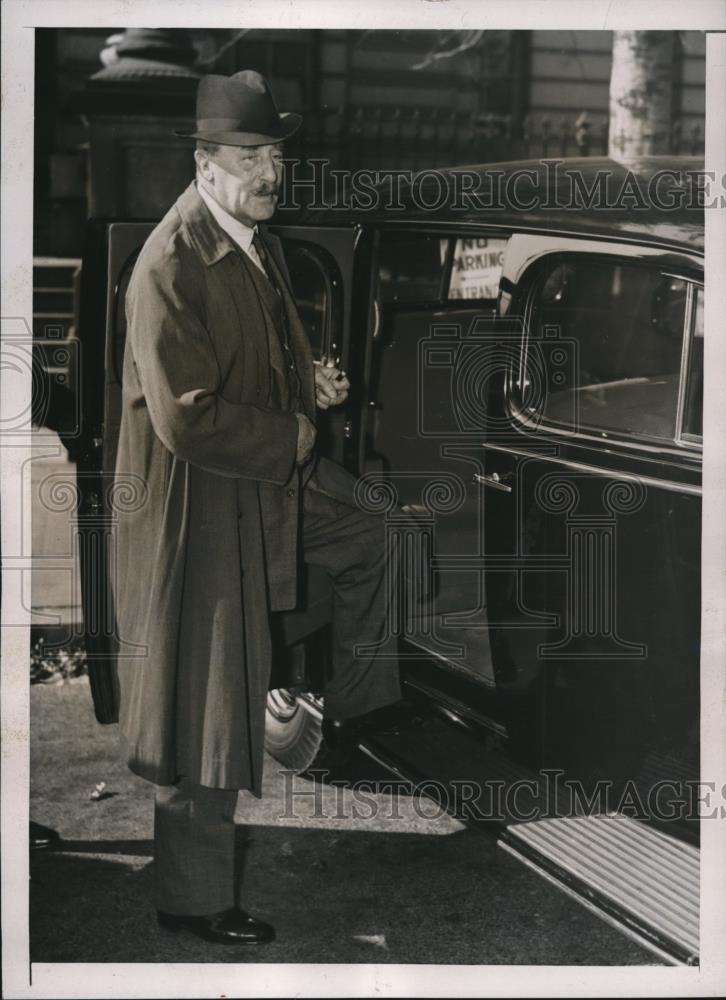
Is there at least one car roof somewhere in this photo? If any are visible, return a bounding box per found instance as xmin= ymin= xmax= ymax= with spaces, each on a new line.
xmin=300 ymin=156 xmax=704 ymax=253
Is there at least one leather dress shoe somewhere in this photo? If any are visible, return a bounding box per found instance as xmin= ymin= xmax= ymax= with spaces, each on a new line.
xmin=304 ymin=718 xmax=358 ymax=774
xmin=304 ymin=701 xmax=427 ymax=779
xmin=321 ymin=717 xmax=358 ymax=752
xmin=307 ymin=701 xmax=423 ymax=776
xmin=354 ymin=699 xmax=423 ymax=735
xmin=321 ymin=700 xmax=422 ymax=748
xmin=157 ymin=907 xmax=275 ymax=945
xmin=326 ymin=700 xmax=422 ymax=744
xmin=30 ymin=821 xmax=61 ymax=850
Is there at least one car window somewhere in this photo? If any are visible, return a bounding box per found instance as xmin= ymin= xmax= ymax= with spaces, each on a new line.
xmin=682 ymin=286 xmax=703 ymax=441
xmin=447 ymin=237 xmax=508 ymax=301
xmin=377 ymin=234 xmax=448 ymax=305
xmin=377 ymin=233 xmax=509 ymax=306
xmin=518 ymin=257 xmax=690 ymax=443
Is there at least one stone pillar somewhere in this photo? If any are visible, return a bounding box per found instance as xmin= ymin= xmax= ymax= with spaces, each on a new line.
xmin=75 ymin=28 xmax=201 ymax=219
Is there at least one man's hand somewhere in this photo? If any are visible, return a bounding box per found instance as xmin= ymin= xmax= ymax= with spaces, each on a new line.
xmin=314 ymin=355 xmax=350 ymax=410
xmin=295 ymin=412 xmax=317 ymax=466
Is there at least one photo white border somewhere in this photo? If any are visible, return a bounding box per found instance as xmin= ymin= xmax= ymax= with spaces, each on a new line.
xmin=2 ymin=1 xmax=725 ymax=997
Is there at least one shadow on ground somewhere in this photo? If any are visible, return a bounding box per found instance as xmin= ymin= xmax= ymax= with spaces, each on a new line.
xmin=30 ymin=823 xmax=653 ymax=965
xmin=30 ymin=680 xmax=656 ymax=965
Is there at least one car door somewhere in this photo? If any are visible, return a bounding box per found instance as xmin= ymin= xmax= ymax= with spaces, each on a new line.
xmin=269 ymin=224 xmax=361 ymax=464
xmin=481 ymin=234 xmax=703 ymax=811
xmin=76 ymin=219 xmax=362 ymax=720
xmin=360 ymin=225 xmax=510 ymax=683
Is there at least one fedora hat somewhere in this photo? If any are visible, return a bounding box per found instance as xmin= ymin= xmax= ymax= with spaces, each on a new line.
xmin=175 ymin=69 xmax=301 ymax=146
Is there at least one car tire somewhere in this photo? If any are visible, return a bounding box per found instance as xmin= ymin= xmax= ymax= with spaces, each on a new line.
xmin=264 ymin=688 xmax=323 ymax=771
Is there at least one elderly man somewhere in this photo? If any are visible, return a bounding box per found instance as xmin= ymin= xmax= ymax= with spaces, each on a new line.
xmin=112 ymin=70 xmax=402 ymax=945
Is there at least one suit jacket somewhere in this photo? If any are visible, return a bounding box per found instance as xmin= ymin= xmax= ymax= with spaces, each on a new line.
xmin=111 ymin=180 xmax=350 ymax=793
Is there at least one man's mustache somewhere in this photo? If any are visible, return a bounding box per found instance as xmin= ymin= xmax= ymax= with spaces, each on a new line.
xmin=253 ymin=185 xmax=279 ymax=197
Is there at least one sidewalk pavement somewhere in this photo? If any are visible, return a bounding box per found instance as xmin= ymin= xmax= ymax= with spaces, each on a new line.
xmin=28 ymin=679 xmax=656 ymax=966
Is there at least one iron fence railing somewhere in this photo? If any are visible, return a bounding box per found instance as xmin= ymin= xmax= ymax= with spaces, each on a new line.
xmin=289 ymin=107 xmax=705 ymax=172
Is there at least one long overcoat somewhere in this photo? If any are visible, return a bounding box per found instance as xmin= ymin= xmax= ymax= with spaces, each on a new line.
xmin=111 ymin=181 xmax=349 ymax=795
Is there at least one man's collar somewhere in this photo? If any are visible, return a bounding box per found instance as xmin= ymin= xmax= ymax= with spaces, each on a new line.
xmin=174 ymin=181 xmax=255 ymax=268
xmin=196 ymin=182 xmax=257 ymax=254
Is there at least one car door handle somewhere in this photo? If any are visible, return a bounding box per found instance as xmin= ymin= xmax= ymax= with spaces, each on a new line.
xmin=371 ymin=298 xmax=382 ymax=340
xmin=473 ymin=472 xmax=512 ymax=494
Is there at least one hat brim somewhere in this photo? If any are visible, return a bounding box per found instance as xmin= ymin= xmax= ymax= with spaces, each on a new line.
xmin=174 ymin=112 xmax=301 ymax=145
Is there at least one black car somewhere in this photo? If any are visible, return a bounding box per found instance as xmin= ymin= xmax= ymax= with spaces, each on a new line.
xmin=76 ymin=156 xmax=703 ymax=965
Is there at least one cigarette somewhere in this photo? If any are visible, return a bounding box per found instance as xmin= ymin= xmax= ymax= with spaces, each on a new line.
xmin=313 ymin=360 xmax=347 ymax=381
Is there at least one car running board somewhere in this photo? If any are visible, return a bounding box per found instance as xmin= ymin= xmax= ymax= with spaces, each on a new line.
xmin=499 ymin=813 xmax=699 ymax=966
xmin=357 ymin=722 xmax=699 ymax=967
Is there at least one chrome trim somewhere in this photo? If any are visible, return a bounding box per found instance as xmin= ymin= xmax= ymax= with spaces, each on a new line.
xmin=507 ymin=404 xmax=703 ymax=458
xmin=403 ymin=636 xmax=497 ymax=688
xmin=482 ymin=441 xmax=702 ymax=496
xmin=297 ymin=692 xmax=323 ymax=722
xmin=371 ymin=297 xmax=382 ymax=340
xmin=498 ymin=841 xmax=687 ymax=967
xmin=661 ymin=270 xmax=705 ymax=284
xmin=501 ymin=234 xmax=703 ymax=296
xmin=507 ymin=250 xmax=704 ymax=458
xmin=369 ymin=219 xmax=704 ymax=259
xmin=503 ymin=814 xmax=699 ymax=965
xmin=267 ymin=688 xmax=299 ymax=721
xmin=357 ymin=744 xmax=414 ymax=785
xmin=405 ymin=677 xmax=508 ymax=738
xmin=674 ymin=283 xmax=694 ymax=447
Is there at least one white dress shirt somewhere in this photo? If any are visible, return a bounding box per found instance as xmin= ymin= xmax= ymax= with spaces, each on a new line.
xmin=196 ymin=181 xmax=267 ymax=275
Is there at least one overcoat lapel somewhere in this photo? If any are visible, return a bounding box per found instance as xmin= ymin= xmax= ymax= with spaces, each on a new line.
xmin=175 ymin=183 xmax=293 ymax=399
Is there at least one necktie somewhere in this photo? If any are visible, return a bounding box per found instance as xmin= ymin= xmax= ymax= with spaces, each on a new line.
xmin=250 ymin=230 xmax=300 ymax=388
xmin=251 ymin=230 xmax=282 ymax=298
